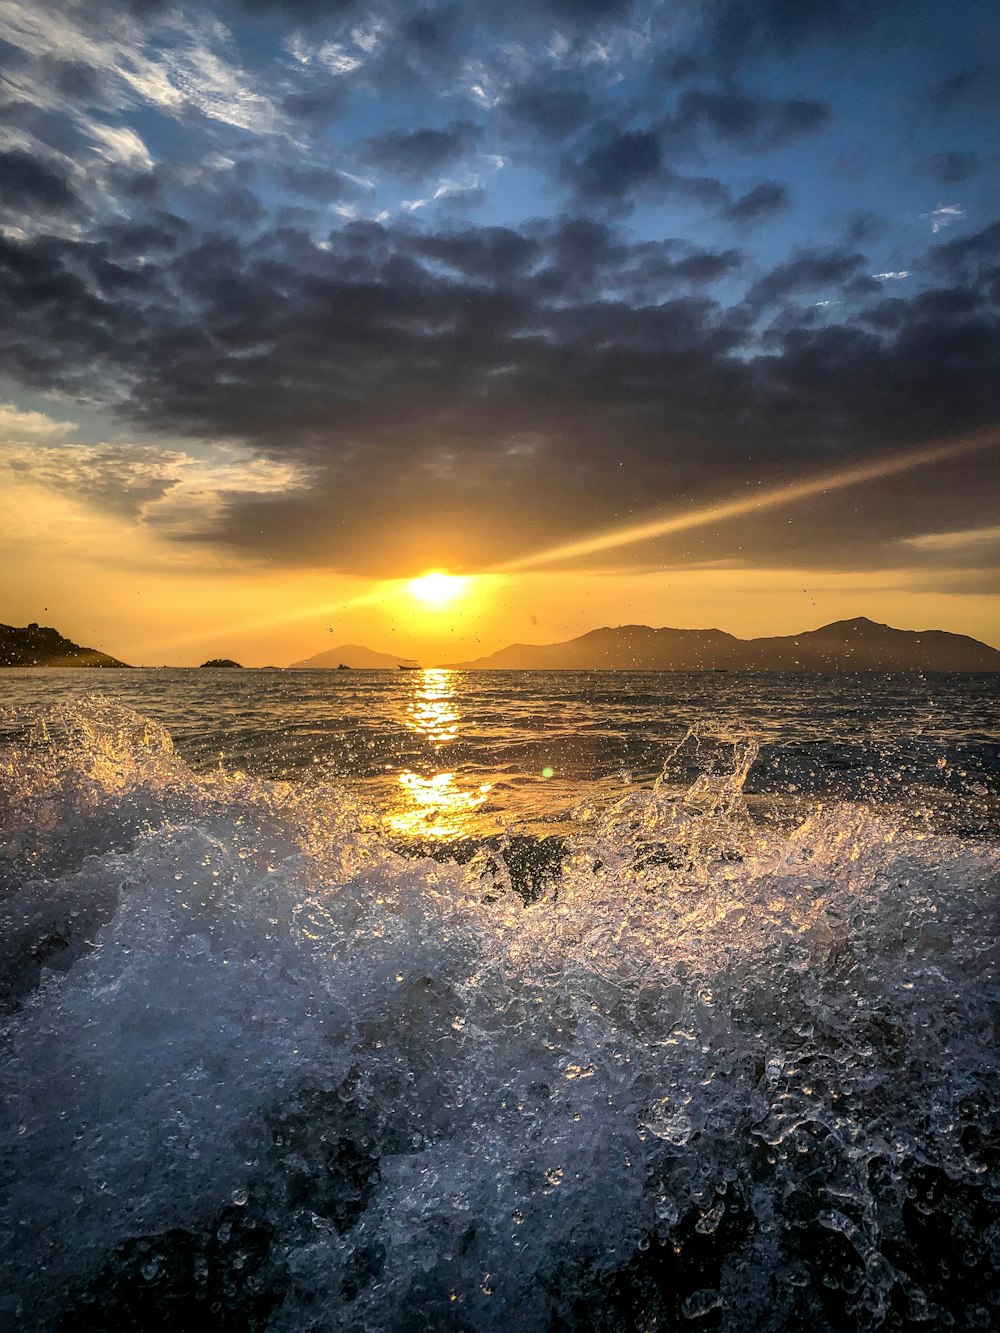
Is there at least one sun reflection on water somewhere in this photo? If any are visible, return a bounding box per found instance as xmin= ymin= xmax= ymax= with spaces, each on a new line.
xmin=386 ymin=771 xmax=492 ymax=838
xmin=386 ymin=668 xmax=492 ymax=837
xmin=404 ymin=668 xmax=461 ymax=748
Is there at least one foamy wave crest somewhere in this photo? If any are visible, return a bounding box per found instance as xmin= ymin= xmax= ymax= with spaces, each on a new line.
xmin=1 ymin=699 xmax=998 ymax=1331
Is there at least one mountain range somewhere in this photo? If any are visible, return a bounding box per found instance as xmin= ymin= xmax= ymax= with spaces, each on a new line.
xmin=1 ymin=618 xmax=997 ymax=671
xmin=448 ymin=618 xmax=1000 ymax=671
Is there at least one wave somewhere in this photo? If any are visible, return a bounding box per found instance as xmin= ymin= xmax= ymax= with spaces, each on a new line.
xmin=1 ymin=698 xmax=998 ymax=1331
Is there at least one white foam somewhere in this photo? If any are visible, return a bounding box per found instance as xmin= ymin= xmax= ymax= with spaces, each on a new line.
xmin=1 ymin=700 xmax=998 ymax=1330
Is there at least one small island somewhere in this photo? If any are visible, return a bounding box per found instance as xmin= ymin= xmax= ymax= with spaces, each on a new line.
xmin=198 ymin=658 xmax=243 ymax=668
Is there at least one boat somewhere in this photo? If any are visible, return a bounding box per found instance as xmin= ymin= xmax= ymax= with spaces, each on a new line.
xmin=398 ymin=663 xmax=420 ymax=671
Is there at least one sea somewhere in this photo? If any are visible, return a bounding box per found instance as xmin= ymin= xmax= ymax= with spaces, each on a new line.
xmin=1 ymin=668 xmax=999 ymax=1332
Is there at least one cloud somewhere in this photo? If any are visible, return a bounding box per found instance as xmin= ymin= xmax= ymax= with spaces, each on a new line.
xmin=0 ymin=401 xmax=77 ymax=441
xmin=503 ymin=77 xmax=599 ymax=139
xmin=724 ymin=180 xmax=789 ymax=223
xmin=284 ymin=33 xmax=364 ymax=74
xmin=0 ymin=0 xmax=995 ymax=583
xmin=668 ymin=248 xmax=744 ymax=283
xmin=930 ymin=217 xmax=1000 ymax=285
xmin=746 ymin=247 xmax=867 ymax=308
xmin=929 ymin=63 xmax=1000 ymax=113
xmin=413 ymin=225 xmax=541 ymax=281
xmin=0 ymin=147 xmax=81 ymax=214
xmin=566 ymin=127 xmax=664 ymax=201
xmin=705 ymin=0 xmax=892 ymax=61
xmin=669 ymin=87 xmax=830 ymax=151
xmin=844 ymin=212 xmax=888 ymax=245
xmin=925 ymin=151 xmax=980 ymax=185
xmin=0 ymin=440 xmax=188 ymax=519
xmin=0 ymin=426 xmax=308 ymax=532
xmin=363 ymin=121 xmax=482 ymax=180
xmin=901 ymin=524 xmax=1000 ymax=552
xmin=926 ymin=203 xmax=967 ymax=234
xmin=0 ymin=2 xmax=281 ymax=135
xmin=536 ymin=0 xmax=635 ymax=18
xmin=85 ymin=121 xmax=154 ymax=170
xmin=1 ymin=201 xmax=997 ymax=577
xmin=560 ymin=126 xmax=732 ymax=214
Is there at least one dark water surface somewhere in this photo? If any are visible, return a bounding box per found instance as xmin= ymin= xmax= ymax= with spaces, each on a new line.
xmin=1 ymin=670 xmax=999 ymax=1331
xmin=2 ymin=668 xmax=998 ymax=837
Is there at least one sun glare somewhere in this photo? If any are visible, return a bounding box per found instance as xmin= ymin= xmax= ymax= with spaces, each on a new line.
xmin=408 ymin=570 xmax=469 ymax=607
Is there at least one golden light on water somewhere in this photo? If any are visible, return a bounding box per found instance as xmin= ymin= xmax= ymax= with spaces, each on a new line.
xmin=405 ymin=667 xmax=460 ymax=747
xmin=408 ymin=570 xmax=470 ymax=607
xmin=383 ymin=666 xmax=491 ymax=837
xmin=386 ymin=770 xmax=493 ymax=838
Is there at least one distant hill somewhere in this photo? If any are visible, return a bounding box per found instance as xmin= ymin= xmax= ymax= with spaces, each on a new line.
xmin=0 ymin=622 xmax=129 ymax=668
xmin=288 ymin=643 xmax=420 ymax=670
xmin=199 ymin=658 xmax=243 ymax=668
xmin=450 ymin=618 xmax=1000 ymax=672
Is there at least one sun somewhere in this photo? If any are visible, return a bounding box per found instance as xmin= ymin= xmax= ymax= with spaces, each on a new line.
xmin=407 ymin=570 xmax=470 ymax=607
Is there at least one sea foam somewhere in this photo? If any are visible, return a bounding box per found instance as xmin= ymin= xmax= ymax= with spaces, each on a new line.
xmin=1 ymin=698 xmax=998 ymax=1331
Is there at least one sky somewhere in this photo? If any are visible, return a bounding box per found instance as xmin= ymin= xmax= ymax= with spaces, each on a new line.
xmin=0 ymin=0 xmax=998 ymax=665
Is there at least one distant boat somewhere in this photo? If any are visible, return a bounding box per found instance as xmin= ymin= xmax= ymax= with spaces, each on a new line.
xmin=337 ymin=663 xmax=351 ymax=670
xmin=398 ymin=663 xmax=420 ymax=671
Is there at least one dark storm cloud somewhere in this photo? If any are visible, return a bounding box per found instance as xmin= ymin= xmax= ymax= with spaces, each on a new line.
xmin=560 ymin=126 xmax=733 ymax=214
xmin=553 ymin=82 xmax=826 ymax=214
xmin=363 ymin=120 xmax=481 ymax=180
xmin=90 ymin=0 xmax=634 ymax=41
xmin=225 ymin=0 xmax=633 ymax=29
xmin=39 ymin=57 xmax=108 ymax=105
xmin=745 ymin=248 xmax=867 ymax=308
xmin=515 ymin=77 xmax=826 ymax=216
xmin=930 ymin=218 xmax=1000 ymax=281
xmin=566 ymin=129 xmax=664 ymax=202
xmin=706 ymin=0 xmax=883 ymax=60
xmin=668 ymin=88 xmax=830 ymax=151
xmin=0 ymin=149 xmax=81 ymax=214
xmin=1 ymin=0 xmax=997 ymax=580
xmin=503 ymin=78 xmax=598 ymax=140
xmin=668 ymin=249 xmax=743 ymax=283
xmin=100 ymin=0 xmax=363 ymax=17
xmin=2 ymin=194 xmax=998 ymax=574
xmin=522 ymin=220 xmax=744 ymax=300
xmin=724 ymin=181 xmax=789 ymax=224
xmin=535 ymin=0 xmax=633 ymax=17
xmin=413 ymin=225 xmax=542 ymax=280
xmin=279 ymin=86 xmax=348 ymax=127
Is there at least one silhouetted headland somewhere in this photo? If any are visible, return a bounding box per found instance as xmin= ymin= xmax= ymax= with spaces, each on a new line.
xmin=0 ymin=622 xmax=129 ymax=668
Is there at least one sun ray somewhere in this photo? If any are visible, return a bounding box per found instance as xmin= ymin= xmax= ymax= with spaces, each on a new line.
xmin=494 ymin=430 xmax=999 ymax=573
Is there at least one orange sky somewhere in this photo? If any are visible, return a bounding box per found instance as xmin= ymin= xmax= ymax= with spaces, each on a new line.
xmin=2 ymin=410 xmax=997 ymax=665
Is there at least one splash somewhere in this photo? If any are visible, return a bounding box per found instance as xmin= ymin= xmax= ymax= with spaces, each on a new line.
xmin=1 ymin=699 xmax=998 ymax=1331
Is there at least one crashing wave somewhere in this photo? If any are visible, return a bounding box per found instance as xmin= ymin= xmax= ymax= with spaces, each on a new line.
xmin=1 ymin=699 xmax=998 ymax=1331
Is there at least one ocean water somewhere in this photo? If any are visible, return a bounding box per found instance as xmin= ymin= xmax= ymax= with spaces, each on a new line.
xmin=1 ymin=669 xmax=999 ymax=1331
